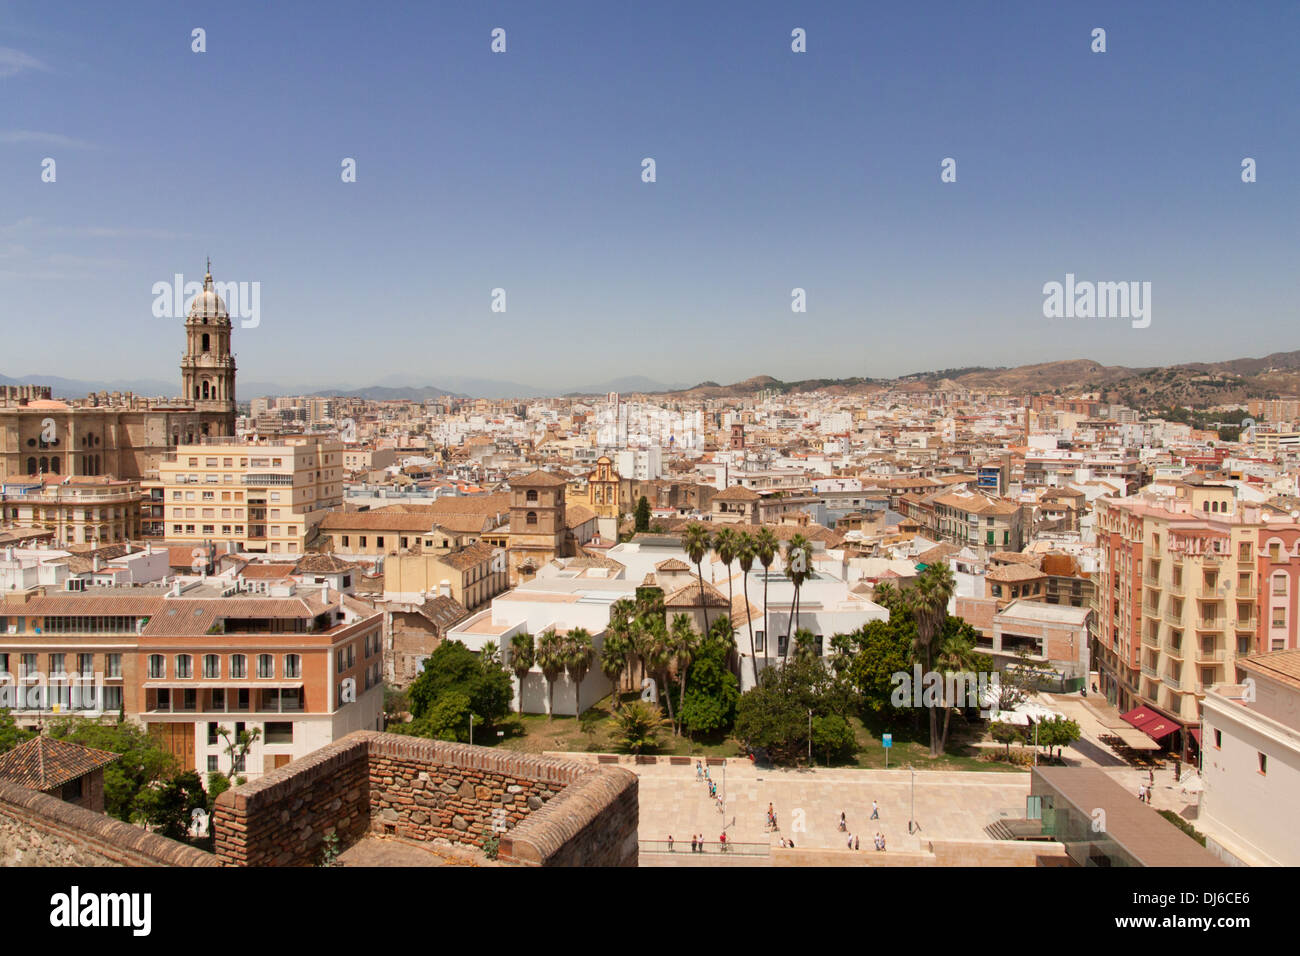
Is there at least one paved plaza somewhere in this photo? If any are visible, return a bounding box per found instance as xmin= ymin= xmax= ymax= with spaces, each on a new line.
xmin=631 ymin=760 xmax=1031 ymax=853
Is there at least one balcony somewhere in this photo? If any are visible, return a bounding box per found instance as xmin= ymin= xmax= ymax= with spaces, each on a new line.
xmin=1140 ymin=662 xmax=1157 ymax=679
xmin=1141 ymin=631 xmax=1160 ymax=649
xmin=1163 ymin=672 xmax=1183 ymax=691
xmin=1162 ymin=607 xmax=1183 ymax=627
xmin=1195 ymin=617 xmax=1226 ymax=633
xmin=242 ymin=474 xmax=294 ymax=486
xmin=1195 ymin=646 xmax=1225 ymax=663
xmin=1163 ymin=639 xmax=1185 ymax=659
xmin=1168 ymin=580 xmax=1185 ymax=597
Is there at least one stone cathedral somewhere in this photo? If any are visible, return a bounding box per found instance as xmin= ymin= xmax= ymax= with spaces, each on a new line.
xmin=0 ymin=264 xmax=238 ymax=479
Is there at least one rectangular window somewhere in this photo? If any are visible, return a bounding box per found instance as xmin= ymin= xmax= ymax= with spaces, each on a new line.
xmin=105 ymin=654 xmax=121 ymax=678
xmin=207 ymin=756 xmax=219 ymax=773
xmin=264 ymin=721 xmax=293 ymax=744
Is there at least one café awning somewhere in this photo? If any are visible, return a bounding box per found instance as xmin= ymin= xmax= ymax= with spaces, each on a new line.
xmin=1120 ymin=706 xmax=1179 ymax=741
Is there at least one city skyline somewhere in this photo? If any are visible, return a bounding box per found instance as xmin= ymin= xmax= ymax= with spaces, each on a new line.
xmin=2 ymin=0 xmax=1297 ymax=389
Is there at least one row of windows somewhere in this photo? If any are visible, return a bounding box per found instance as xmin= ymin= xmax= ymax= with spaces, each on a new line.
xmin=147 ymin=653 xmax=300 ymax=680
xmin=3 ymin=652 xmax=123 ymax=679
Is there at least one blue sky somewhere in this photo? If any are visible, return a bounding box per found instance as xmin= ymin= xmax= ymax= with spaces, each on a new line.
xmin=1 ymin=0 xmax=1297 ymax=393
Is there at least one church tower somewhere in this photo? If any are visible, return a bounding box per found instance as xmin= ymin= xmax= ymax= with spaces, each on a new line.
xmin=180 ymin=261 xmax=237 ymax=436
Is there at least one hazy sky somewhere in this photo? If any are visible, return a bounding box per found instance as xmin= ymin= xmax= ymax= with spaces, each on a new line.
xmin=1 ymin=0 xmax=1297 ymax=392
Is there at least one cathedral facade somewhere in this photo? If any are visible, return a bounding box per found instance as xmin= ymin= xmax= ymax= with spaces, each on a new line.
xmin=0 ymin=266 xmax=238 ymax=480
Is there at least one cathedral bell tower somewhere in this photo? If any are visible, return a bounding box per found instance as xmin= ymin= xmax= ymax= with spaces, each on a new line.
xmin=180 ymin=260 xmax=237 ymax=436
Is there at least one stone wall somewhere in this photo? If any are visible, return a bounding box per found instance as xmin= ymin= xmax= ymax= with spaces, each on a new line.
xmin=213 ymin=731 xmax=639 ymax=867
xmin=0 ymin=779 xmax=218 ymax=867
xmin=213 ymin=735 xmax=371 ymax=867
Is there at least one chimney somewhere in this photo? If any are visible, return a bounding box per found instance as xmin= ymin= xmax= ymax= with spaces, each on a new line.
xmin=171 ymin=580 xmax=181 ymax=597
xmin=439 ymin=580 xmax=451 ymax=598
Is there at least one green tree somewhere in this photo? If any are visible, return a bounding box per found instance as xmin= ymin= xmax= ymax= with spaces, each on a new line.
xmin=906 ymin=562 xmax=958 ymax=757
xmin=783 ymin=534 xmax=812 ymax=660
xmin=610 ymin=700 xmax=671 ymax=755
xmin=563 ymin=628 xmax=594 ymax=717
xmin=534 ymin=630 xmax=566 ymax=719
xmin=682 ymin=523 xmax=714 ymax=635
xmin=409 ymin=639 xmax=513 ymax=728
xmin=841 ymin=617 xmax=915 ymax=716
xmin=811 ymin=713 xmax=857 ymax=764
xmin=391 ymin=691 xmax=474 ymax=741
xmin=136 ymin=770 xmax=208 ymax=842
xmin=677 ymin=630 xmax=740 ymax=736
xmin=213 ymin=724 xmax=262 ymax=786
xmin=509 ymin=631 xmax=534 ymax=710
xmin=637 ymin=616 xmax=675 ymax=732
xmin=634 ymin=496 xmax=651 ymax=533
xmin=667 ymin=613 xmax=699 ymax=735
xmin=1035 ymin=715 xmax=1081 ymax=760
xmin=934 ymin=618 xmax=987 ymax=753
xmin=714 ymin=527 xmax=739 ymax=634
xmin=600 ymin=628 xmax=630 ymax=712
xmin=46 ymin=716 xmax=176 ymax=822
xmin=990 ymin=721 xmax=1023 ymax=758
xmin=734 ymin=530 xmax=760 ymax=688
xmin=735 ymin=655 xmax=850 ymax=765
xmin=754 ymin=527 xmax=778 ymax=674
xmin=0 ymin=709 xmax=35 ymax=753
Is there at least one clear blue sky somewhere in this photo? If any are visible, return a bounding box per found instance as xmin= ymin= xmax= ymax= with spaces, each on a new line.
xmin=2 ymin=0 xmax=1297 ymax=393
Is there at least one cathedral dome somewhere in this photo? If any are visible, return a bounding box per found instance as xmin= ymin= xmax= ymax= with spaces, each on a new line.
xmin=188 ymin=269 xmax=229 ymax=320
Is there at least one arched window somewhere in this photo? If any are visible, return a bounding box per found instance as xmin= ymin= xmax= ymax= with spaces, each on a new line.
xmin=203 ymin=654 xmax=220 ymax=678
xmin=26 ymin=457 xmax=36 ymax=474
xmin=39 ymin=457 xmax=48 ymax=473
xmin=526 ymin=511 xmax=538 ymax=526
xmin=175 ymin=654 xmax=192 ymax=678
xmin=230 ymin=654 xmax=247 ymax=678
xmin=258 ymin=654 xmax=274 ymax=679
xmin=147 ymin=655 xmax=165 ymax=679
xmin=1203 ymin=501 xmax=1210 ymax=512
xmin=526 ymin=489 xmax=538 ymax=503
xmin=194 ymin=385 xmax=201 ymax=400
xmin=201 ymin=381 xmax=210 ymax=400
xmin=49 ymin=456 xmax=59 ymax=473
xmin=201 ymin=332 xmax=210 ymax=352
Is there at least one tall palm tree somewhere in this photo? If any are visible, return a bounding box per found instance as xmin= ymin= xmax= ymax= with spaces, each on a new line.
xmin=668 ymin=613 xmax=699 ymax=736
xmin=714 ymin=526 xmax=738 ymax=626
xmin=509 ymin=632 xmax=534 ymax=712
xmin=606 ymin=598 xmax=638 ymax=701
xmin=872 ymin=581 xmax=902 ymax=617
xmin=564 ymin=628 xmax=594 ymax=718
xmin=682 ymin=523 xmax=714 ymax=635
xmin=734 ymin=531 xmax=760 ymax=688
xmin=535 ymin=629 xmax=565 ymax=720
xmin=480 ymin=641 xmax=500 ymax=666
xmin=935 ymin=627 xmax=983 ymax=754
xmin=754 ymin=528 xmax=778 ymax=675
xmin=783 ymin=534 xmax=812 ymax=662
xmin=639 ymin=616 xmax=675 ymax=734
xmin=908 ymin=562 xmax=958 ymax=757
xmin=599 ymin=628 xmax=629 ymax=711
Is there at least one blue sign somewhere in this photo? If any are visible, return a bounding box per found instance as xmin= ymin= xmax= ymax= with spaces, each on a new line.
xmin=882 ymin=734 xmax=892 ymax=749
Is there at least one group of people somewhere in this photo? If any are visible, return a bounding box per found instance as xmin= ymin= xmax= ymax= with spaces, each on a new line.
xmin=1138 ymin=768 xmax=1156 ymax=804
xmin=668 ymin=833 xmax=728 ymax=853
xmin=837 ymin=803 xmax=885 ymax=851
xmin=696 ymin=760 xmax=724 ymax=811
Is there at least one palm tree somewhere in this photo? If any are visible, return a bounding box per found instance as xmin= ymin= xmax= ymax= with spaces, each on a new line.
xmin=610 ymin=700 xmax=671 ymax=755
xmin=535 ymin=629 xmax=565 ymax=720
xmin=783 ymin=534 xmax=812 ymax=662
xmin=508 ymin=632 xmax=534 ymax=712
xmin=754 ymin=527 xmax=778 ymax=675
xmin=599 ymin=628 xmax=630 ymax=711
xmin=908 ymin=562 xmax=958 ymax=757
xmin=714 ymin=526 xmax=739 ymax=627
xmin=734 ymin=531 xmax=759 ymax=688
xmin=480 ymin=641 xmax=500 ymax=666
xmin=638 ymin=616 xmax=675 ymax=734
xmin=564 ymin=628 xmax=594 ymax=718
xmin=668 ymin=613 xmax=699 ymax=736
xmin=872 ymin=581 xmax=902 ymax=617
xmin=607 ymin=597 xmax=639 ymax=692
xmin=935 ymin=627 xmax=983 ymax=754
xmin=682 ymin=523 xmax=714 ymax=635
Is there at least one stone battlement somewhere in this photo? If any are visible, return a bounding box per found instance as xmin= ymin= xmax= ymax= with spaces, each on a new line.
xmin=214 ymin=731 xmax=639 ymax=867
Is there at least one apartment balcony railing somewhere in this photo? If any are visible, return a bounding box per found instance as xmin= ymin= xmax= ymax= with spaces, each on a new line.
xmin=1195 ymin=647 xmax=1225 ymax=662
xmin=1140 ymin=663 xmax=1158 ymax=679
xmin=1162 ymin=608 xmax=1184 ymax=627
xmin=1196 ymin=617 xmax=1226 ymax=632
xmin=1141 ymin=632 xmax=1160 ymax=649
xmin=1163 ymin=673 xmax=1183 ymax=691
xmin=1168 ymin=580 xmax=1185 ymax=598
xmin=242 ymin=474 xmax=294 ymax=486
xmin=1163 ymin=639 xmax=1185 ymax=659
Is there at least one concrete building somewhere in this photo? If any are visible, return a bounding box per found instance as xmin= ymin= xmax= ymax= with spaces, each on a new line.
xmin=1199 ymin=650 xmax=1300 ymax=866
xmin=1 ymin=476 xmax=142 ymax=546
xmin=159 ymin=436 xmax=344 ymax=556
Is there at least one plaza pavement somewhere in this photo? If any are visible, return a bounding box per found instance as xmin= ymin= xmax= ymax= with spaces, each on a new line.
xmin=607 ymin=758 xmax=1031 ymax=853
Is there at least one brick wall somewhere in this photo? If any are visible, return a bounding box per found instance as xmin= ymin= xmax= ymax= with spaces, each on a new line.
xmin=213 ymin=735 xmax=371 ymax=867
xmin=0 ymin=779 xmax=218 ymax=867
xmin=213 ymin=731 xmax=639 ymax=867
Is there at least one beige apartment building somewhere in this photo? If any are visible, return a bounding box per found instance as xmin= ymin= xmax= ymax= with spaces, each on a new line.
xmin=1092 ymin=481 xmax=1300 ymax=759
xmin=0 ymin=475 xmax=143 ymax=546
xmin=159 ymin=437 xmax=344 ymax=555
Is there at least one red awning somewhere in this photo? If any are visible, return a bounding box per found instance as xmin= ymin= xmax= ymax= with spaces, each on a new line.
xmin=1189 ymin=728 xmax=1202 ymax=745
xmin=1120 ymin=706 xmax=1179 ymax=741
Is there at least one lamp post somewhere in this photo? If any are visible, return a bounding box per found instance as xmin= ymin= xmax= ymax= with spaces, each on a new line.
xmin=908 ymin=765 xmax=917 ymax=834
xmin=807 ymin=709 xmax=813 ymax=765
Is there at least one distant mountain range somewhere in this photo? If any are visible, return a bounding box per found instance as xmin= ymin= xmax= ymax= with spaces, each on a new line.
xmin=0 ymin=372 xmax=688 ymax=402
xmin=7 ymin=351 xmax=1300 ymax=408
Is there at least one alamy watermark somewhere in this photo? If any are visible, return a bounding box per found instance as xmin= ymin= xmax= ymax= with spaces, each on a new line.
xmin=1042 ymin=273 xmax=1150 ymax=329
xmin=151 ymin=273 xmax=261 ymax=328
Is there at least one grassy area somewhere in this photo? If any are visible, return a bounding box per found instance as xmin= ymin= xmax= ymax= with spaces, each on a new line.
xmin=472 ymin=695 xmax=1024 ymax=771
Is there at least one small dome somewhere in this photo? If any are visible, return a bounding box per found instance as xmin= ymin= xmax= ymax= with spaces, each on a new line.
xmin=188 ymin=270 xmax=228 ymax=320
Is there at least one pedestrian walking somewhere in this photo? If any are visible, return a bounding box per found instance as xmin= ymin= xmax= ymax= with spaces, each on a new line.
xmin=854 ymin=834 xmax=860 ymax=851
xmin=667 ymin=834 xmax=674 ymax=852
xmin=870 ymin=800 xmax=879 ymax=820
xmin=696 ymin=760 xmax=703 ymax=781
xmin=838 ymin=810 xmax=847 ymax=832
